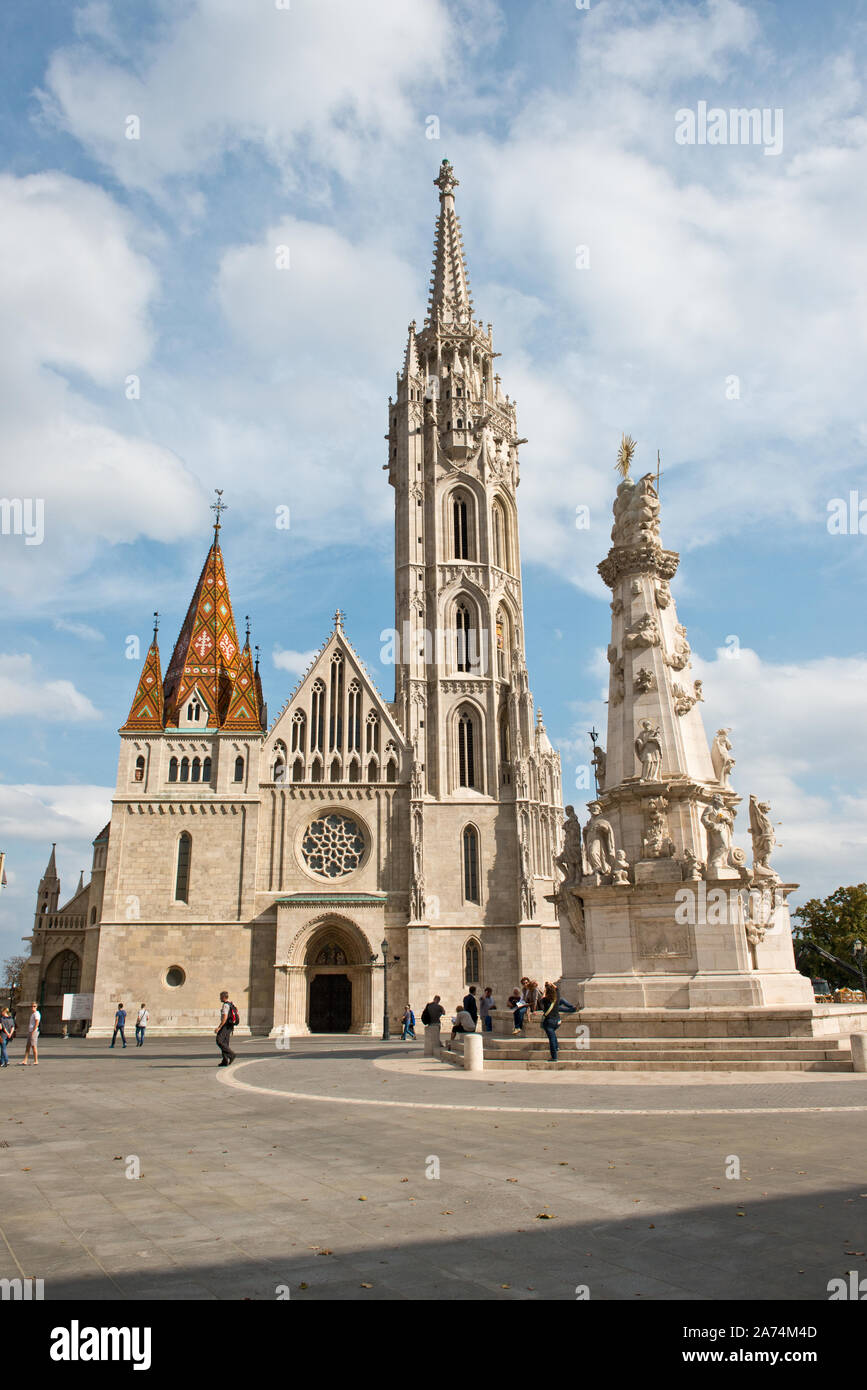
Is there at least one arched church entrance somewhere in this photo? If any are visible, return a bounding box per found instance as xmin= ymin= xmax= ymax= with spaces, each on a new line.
xmin=276 ymin=918 xmax=375 ymax=1036
xmin=40 ymin=947 xmax=81 ymax=1036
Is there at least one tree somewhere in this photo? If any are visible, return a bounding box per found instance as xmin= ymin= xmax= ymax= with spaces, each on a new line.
xmin=2 ymin=954 xmax=27 ymax=1010
xmin=793 ymin=885 xmax=867 ymax=989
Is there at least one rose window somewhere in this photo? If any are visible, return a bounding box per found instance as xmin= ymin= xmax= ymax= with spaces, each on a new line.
xmin=301 ymin=814 xmax=365 ymax=878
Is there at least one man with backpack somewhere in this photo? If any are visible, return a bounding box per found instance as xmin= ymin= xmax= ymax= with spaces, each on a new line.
xmin=420 ymin=994 xmax=445 ymax=1055
xmin=215 ymin=991 xmax=238 ymax=1067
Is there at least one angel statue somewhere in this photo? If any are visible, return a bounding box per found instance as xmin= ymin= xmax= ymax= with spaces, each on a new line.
xmin=711 ymin=728 xmax=735 ymax=788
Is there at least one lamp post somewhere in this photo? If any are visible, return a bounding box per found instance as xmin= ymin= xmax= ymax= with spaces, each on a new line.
xmin=381 ymin=938 xmax=391 ymax=1040
xmin=853 ymin=939 xmax=866 ymax=1000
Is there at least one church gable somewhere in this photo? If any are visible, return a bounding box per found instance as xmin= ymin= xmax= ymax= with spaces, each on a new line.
xmin=267 ymin=615 xmax=407 ymax=785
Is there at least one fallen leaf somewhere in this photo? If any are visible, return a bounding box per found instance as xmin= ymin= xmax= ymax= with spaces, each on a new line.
xmin=317 ymin=1250 xmax=333 ymax=1256
xmin=358 ymin=1196 xmax=367 ymax=1201
xmin=536 ymin=1213 xmax=555 ymax=1220
xmin=361 ymin=1283 xmax=373 ymax=1288
xmin=299 ymin=1283 xmax=308 ymax=1290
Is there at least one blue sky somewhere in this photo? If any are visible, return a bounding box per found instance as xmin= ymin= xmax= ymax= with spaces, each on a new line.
xmin=2 ymin=0 xmax=867 ymax=961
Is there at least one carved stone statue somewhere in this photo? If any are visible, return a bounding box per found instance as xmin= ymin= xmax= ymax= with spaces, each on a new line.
xmin=749 ymin=795 xmax=778 ymax=879
xmin=701 ymin=794 xmax=735 ymax=873
xmin=682 ymin=847 xmax=704 ymax=881
xmin=611 ymin=657 xmax=625 ymax=706
xmin=672 ymin=681 xmax=703 ymax=716
xmin=624 ymin=613 xmax=660 ymax=650
xmin=555 ymin=805 xmax=582 ymax=887
xmin=655 ymin=580 xmax=671 ymax=609
xmin=642 ymin=796 xmax=675 ymax=859
xmin=410 ymin=757 xmax=423 ymax=799
xmin=611 ymin=473 xmax=661 ymax=548
xmin=665 ymin=623 xmax=691 ymax=671
xmin=711 ymin=728 xmax=735 ymax=788
xmin=634 ymin=667 xmax=655 ymax=694
xmin=583 ymin=801 xmax=616 ymax=880
xmin=635 ymin=719 xmax=663 ymax=780
xmin=519 ymin=830 xmax=536 ymax=920
xmin=591 ymin=745 xmax=606 ymax=791
xmin=612 ymin=849 xmax=631 ymax=885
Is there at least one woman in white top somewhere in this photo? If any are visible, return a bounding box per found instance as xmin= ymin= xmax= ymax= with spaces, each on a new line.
xmin=21 ymin=1001 xmax=40 ymax=1066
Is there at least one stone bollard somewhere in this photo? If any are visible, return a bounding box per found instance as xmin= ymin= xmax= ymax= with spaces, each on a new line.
xmin=424 ymin=1025 xmax=441 ymax=1058
xmin=851 ymin=1033 xmax=867 ymax=1072
xmin=463 ymin=1031 xmax=484 ymax=1072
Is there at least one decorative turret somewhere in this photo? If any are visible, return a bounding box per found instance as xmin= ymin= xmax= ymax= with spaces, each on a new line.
xmin=428 ymin=160 xmax=472 ymax=321
xmin=34 ymin=843 xmax=60 ymax=926
xmin=121 ymin=614 xmax=164 ymax=731
xmin=222 ymin=617 xmax=265 ymax=732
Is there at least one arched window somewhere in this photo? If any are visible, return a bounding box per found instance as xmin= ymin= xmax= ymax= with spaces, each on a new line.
xmin=330 ymin=756 xmax=341 ymax=782
xmin=458 ymin=708 xmax=477 ymax=789
xmin=187 ymin=700 xmax=201 ymax=722
xmin=455 ymin=602 xmax=475 ymax=673
xmin=329 ymin=653 xmax=344 ymax=751
xmin=175 ymin=832 xmax=191 ymax=903
xmin=291 ymin=711 xmax=306 ymax=754
xmin=180 ymin=756 xmax=190 ymax=782
xmin=463 ymin=827 xmax=480 ymax=904
xmin=366 ymin=712 xmax=379 ymax=754
xmin=348 ymin=681 xmax=361 ymax=752
xmin=168 ymin=757 xmax=178 ymax=783
xmin=311 ymin=680 xmax=325 ymax=751
xmin=348 ymin=758 xmax=360 ymax=783
xmin=386 ymin=759 xmax=397 ymax=784
xmin=273 ymin=741 xmax=287 ymax=782
xmin=202 ymin=756 xmax=212 ymax=782
xmin=499 ymin=708 xmax=511 ymax=764
xmin=90 ymin=906 xmax=97 ymax=925
xmin=292 ymin=757 xmax=304 ymax=782
xmin=464 ymin=937 xmax=481 ymax=983
xmin=367 ymin=757 xmax=378 ymax=782
xmin=492 ymin=498 xmax=511 ymax=572
xmin=134 ymin=754 xmax=145 ymax=783
xmin=234 ymin=756 xmax=244 ymax=782
xmin=311 ymin=757 xmax=322 ymax=783
xmin=496 ymin=607 xmax=510 ymax=680
xmin=191 ymin=756 xmax=201 ymax=782
xmin=453 ymin=491 xmax=470 ymax=559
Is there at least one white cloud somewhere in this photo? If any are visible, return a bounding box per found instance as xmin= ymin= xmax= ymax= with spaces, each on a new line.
xmin=0 ymin=654 xmax=101 ymax=722
xmin=41 ymin=0 xmax=452 ymax=192
xmin=0 ymin=172 xmax=204 ymax=604
xmin=53 ymin=619 xmax=104 ymax=642
xmin=0 ymin=783 xmax=113 ymax=842
xmin=272 ymin=647 xmax=318 ymax=678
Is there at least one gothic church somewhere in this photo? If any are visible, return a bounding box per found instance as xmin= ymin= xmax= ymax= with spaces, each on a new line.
xmin=22 ymin=162 xmax=564 ymax=1036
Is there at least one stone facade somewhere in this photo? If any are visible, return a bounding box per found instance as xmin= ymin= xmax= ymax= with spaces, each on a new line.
xmin=20 ymin=161 xmax=563 ymax=1036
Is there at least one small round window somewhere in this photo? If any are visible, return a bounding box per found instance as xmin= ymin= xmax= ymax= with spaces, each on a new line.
xmin=165 ymin=966 xmax=185 ymax=988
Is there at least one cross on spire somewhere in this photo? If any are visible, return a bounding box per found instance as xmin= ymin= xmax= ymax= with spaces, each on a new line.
xmin=333 ymin=608 xmax=345 ymax=631
xmin=211 ymin=489 xmax=228 ymax=535
xmin=245 ymin=614 xmax=251 ymax=644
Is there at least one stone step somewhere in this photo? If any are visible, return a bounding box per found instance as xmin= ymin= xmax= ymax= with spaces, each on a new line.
xmin=480 ymin=1045 xmax=844 ymax=1056
xmin=477 ymin=1058 xmax=853 ymax=1071
xmin=489 ymin=1034 xmax=848 ymax=1051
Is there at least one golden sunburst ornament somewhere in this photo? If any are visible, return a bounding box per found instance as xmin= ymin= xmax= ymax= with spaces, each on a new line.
xmin=615 ymin=434 xmax=636 ymax=479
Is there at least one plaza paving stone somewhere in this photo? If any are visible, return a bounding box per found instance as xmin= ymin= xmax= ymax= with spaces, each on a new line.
xmin=0 ymin=1035 xmax=866 ymax=1301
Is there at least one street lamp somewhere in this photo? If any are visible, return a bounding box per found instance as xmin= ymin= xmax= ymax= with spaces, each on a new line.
xmin=853 ymin=939 xmax=866 ymax=1000
xmin=381 ymin=938 xmax=390 ymax=1041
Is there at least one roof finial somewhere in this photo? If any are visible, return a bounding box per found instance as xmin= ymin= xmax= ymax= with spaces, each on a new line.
xmin=254 ymin=644 xmax=260 ymax=673
xmin=153 ymin=611 xmax=160 ymax=641
xmin=434 ymin=159 xmax=459 ymax=198
xmin=211 ymin=488 xmax=228 ymax=536
xmin=245 ymin=614 xmax=251 ymax=645
xmin=333 ymin=608 xmax=345 ymax=631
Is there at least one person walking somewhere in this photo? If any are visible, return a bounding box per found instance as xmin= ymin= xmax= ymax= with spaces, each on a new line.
xmin=462 ymin=985 xmax=479 ymax=1027
xmin=135 ymin=1004 xmax=149 ymax=1047
xmin=110 ymin=1002 xmax=127 ymax=1048
xmin=20 ymin=1002 xmax=40 ymax=1066
xmin=479 ymin=986 xmax=496 ymax=1032
xmin=540 ymin=982 xmax=562 ymax=1062
xmin=401 ymin=1004 xmax=416 ymax=1040
xmin=0 ymin=1007 xmax=13 ymax=1067
xmin=215 ymin=991 xmax=237 ymax=1067
xmin=420 ymin=995 xmax=445 ymax=1054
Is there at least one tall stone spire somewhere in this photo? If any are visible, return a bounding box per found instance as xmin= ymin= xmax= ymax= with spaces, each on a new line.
xmin=428 ymin=160 xmax=473 ymax=322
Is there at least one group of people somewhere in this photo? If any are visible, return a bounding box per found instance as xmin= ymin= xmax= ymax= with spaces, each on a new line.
xmin=412 ymin=979 xmax=577 ymax=1061
xmin=110 ymin=1003 xmax=150 ymax=1048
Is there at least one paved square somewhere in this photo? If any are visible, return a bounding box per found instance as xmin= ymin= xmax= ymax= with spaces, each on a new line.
xmin=2 ymin=1037 xmax=866 ymax=1301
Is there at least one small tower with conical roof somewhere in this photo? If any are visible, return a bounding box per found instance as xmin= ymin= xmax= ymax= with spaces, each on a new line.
xmin=34 ymin=843 xmax=60 ymax=928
